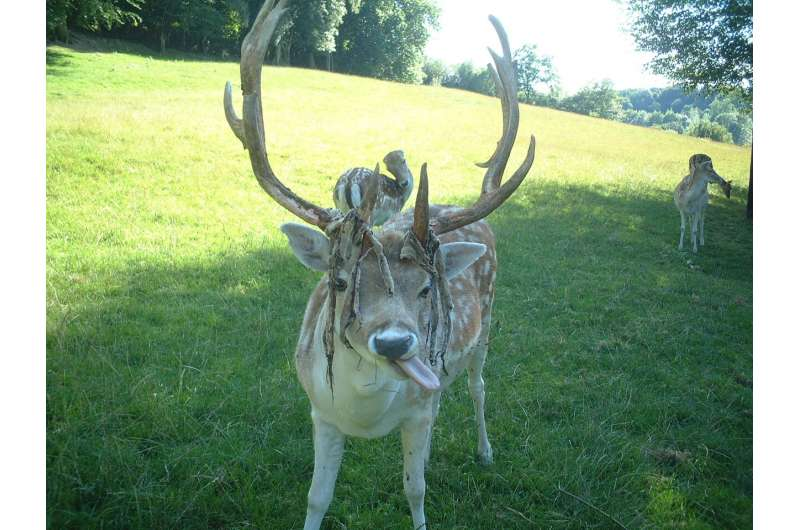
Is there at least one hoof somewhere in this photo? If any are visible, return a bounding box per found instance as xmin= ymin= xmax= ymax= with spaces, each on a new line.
xmin=477 ymin=448 xmax=493 ymax=466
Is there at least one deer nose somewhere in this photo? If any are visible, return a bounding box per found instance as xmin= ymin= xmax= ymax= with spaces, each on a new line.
xmin=369 ymin=330 xmax=417 ymax=360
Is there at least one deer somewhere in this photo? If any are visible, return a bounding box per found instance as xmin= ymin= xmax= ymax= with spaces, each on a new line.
xmin=333 ymin=150 xmax=415 ymax=226
xmin=223 ymin=1 xmax=535 ymax=528
xmin=674 ymin=153 xmax=732 ymax=252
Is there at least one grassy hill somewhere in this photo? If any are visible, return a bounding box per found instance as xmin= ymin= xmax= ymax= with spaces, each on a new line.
xmin=47 ymin=44 xmax=752 ymax=528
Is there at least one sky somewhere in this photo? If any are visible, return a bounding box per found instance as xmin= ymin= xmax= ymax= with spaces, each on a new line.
xmin=424 ymin=0 xmax=671 ymax=95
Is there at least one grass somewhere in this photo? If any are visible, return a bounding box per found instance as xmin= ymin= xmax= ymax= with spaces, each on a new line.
xmin=46 ymin=42 xmax=752 ymax=529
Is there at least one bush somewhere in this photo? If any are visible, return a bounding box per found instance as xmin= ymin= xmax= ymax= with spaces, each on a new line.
xmin=442 ymin=62 xmax=494 ymax=95
xmin=422 ymin=58 xmax=447 ymax=86
xmin=687 ymin=119 xmax=734 ymax=143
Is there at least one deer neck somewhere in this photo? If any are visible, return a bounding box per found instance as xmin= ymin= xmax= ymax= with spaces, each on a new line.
xmin=384 ymin=156 xmax=414 ymax=203
xmin=684 ymin=173 xmax=712 ymax=198
xmin=306 ymin=297 xmax=405 ymax=431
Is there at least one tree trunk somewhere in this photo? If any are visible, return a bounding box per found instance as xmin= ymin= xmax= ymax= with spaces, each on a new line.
xmin=746 ymin=146 xmax=753 ymax=220
xmin=308 ymin=52 xmax=316 ymax=69
xmin=56 ymin=20 xmax=70 ymax=43
xmin=326 ymin=53 xmax=332 ymax=71
xmin=160 ymin=30 xmax=166 ymax=54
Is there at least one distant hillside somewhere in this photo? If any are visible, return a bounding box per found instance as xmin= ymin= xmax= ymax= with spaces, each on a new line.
xmin=46 ymin=43 xmax=750 ymax=211
xmin=436 ymin=60 xmax=751 ymax=146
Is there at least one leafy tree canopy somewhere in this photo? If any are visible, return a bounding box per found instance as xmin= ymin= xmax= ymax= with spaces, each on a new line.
xmin=627 ymin=0 xmax=752 ymax=102
xmin=47 ymin=0 xmax=142 ymax=37
xmin=561 ymin=80 xmax=625 ymax=120
xmin=512 ymin=44 xmax=559 ymax=102
xmin=334 ymin=0 xmax=439 ymax=83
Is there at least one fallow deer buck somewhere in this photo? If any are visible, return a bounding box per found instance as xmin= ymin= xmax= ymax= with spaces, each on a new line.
xmin=223 ymin=1 xmax=535 ymax=528
xmin=674 ymin=154 xmax=732 ymax=252
xmin=333 ymin=150 xmax=415 ymax=226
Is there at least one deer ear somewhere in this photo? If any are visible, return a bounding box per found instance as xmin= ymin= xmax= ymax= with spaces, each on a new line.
xmin=280 ymin=223 xmax=330 ymax=272
xmin=439 ymin=242 xmax=487 ymax=280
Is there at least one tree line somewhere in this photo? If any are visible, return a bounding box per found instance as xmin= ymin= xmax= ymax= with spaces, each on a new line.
xmin=46 ymin=0 xmax=439 ymax=83
xmin=431 ymin=59 xmax=751 ymax=146
xmin=46 ymin=0 xmax=752 ymax=147
xmin=423 ymin=0 xmax=752 ymax=147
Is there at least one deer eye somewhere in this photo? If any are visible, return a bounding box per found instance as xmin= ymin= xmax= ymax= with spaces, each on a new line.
xmin=334 ymin=278 xmax=348 ymax=292
xmin=418 ymin=285 xmax=431 ymax=298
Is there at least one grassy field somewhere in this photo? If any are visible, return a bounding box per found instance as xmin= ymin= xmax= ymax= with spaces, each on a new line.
xmin=47 ymin=42 xmax=752 ymax=529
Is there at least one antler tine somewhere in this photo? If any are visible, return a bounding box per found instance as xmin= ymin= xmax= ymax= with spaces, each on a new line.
xmin=475 ymin=64 xmax=509 ymax=171
xmin=412 ymin=163 xmax=430 ymax=243
xmin=476 ymin=15 xmax=520 ymax=195
xmin=224 ymin=81 xmax=246 ymax=148
xmin=225 ymin=0 xmax=337 ymax=231
xmin=432 ymin=136 xmax=535 ymax=235
xmin=431 ymin=15 xmax=535 ymax=236
xmin=356 ymin=163 xmax=381 ymax=224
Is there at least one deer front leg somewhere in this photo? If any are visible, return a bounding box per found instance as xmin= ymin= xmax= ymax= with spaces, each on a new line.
xmin=303 ymin=414 xmax=346 ymax=530
xmin=699 ymin=209 xmax=705 ymax=246
xmin=678 ymin=210 xmax=686 ymax=250
xmin=691 ymin=213 xmax=700 ymax=253
xmin=424 ymin=392 xmax=441 ymax=468
xmin=469 ymin=336 xmax=493 ymax=465
xmin=402 ymin=415 xmax=432 ymax=529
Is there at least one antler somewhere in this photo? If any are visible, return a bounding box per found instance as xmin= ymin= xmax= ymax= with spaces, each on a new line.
xmin=412 ymin=163 xmax=430 ymax=243
xmin=425 ymin=15 xmax=536 ymax=236
xmin=224 ymin=0 xmax=338 ymax=231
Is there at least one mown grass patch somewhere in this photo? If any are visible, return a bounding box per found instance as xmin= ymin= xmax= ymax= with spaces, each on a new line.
xmin=47 ymin=44 xmax=751 ymax=528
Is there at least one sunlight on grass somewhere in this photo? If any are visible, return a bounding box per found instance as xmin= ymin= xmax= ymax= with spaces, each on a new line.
xmin=47 ymin=45 xmax=751 ymax=528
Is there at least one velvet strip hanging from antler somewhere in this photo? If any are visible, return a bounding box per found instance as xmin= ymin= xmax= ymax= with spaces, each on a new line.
xmin=400 ymin=229 xmax=453 ymax=375
xmin=322 ymin=211 xmax=394 ymax=391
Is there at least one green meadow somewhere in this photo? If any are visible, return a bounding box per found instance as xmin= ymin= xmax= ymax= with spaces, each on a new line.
xmin=46 ymin=43 xmax=752 ymax=528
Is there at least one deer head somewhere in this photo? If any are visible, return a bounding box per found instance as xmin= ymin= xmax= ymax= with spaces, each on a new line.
xmin=223 ymin=0 xmax=535 ymax=391
xmin=690 ymin=154 xmax=732 ymax=198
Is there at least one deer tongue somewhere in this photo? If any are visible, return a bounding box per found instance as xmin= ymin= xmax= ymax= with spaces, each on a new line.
xmin=395 ymin=356 xmax=440 ymax=391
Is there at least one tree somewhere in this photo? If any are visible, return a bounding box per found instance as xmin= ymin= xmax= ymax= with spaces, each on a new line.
xmin=47 ymin=0 xmax=142 ymax=42
xmin=627 ymin=0 xmax=753 ymax=217
xmin=560 ymin=80 xmax=624 ymax=120
xmin=334 ymin=0 xmax=439 ymax=83
xmin=138 ymin=0 xmax=185 ymax=53
xmin=422 ymin=58 xmax=447 ymax=86
xmin=512 ymin=44 xmax=559 ymax=103
xmin=283 ymin=0 xmax=349 ymax=68
xmin=687 ymin=119 xmax=733 ymax=143
xmin=628 ymin=0 xmax=752 ymax=100
xmin=442 ymin=62 xmax=494 ymax=95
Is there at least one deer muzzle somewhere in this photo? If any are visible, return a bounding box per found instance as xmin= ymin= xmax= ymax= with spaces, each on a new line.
xmin=368 ymin=329 xmax=440 ymax=391
xmin=369 ymin=329 xmax=417 ymax=360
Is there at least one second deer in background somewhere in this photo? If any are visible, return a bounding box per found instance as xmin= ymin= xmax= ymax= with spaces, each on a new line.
xmin=674 ymin=153 xmax=732 ymax=252
xmin=333 ymin=150 xmax=415 ymax=226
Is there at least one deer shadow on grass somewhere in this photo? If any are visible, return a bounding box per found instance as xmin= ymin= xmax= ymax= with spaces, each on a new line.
xmin=489 ymin=180 xmax=751 ymax=284
xmin=47 ymin=245 xmax=330 ymax=528
xmin=485 ymin=179 xmax=752 ymax=374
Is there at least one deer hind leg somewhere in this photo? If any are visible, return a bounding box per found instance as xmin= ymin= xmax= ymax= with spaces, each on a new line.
xmin=468 ymin=306 xmax=494 ymax=465
xmin=303 ymin=415 xmax=345 ymax=530
xmin=691 ymin=213 xmax=700 ymax=253
xmin=679 ymin=210 xmax=686 ymax=250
